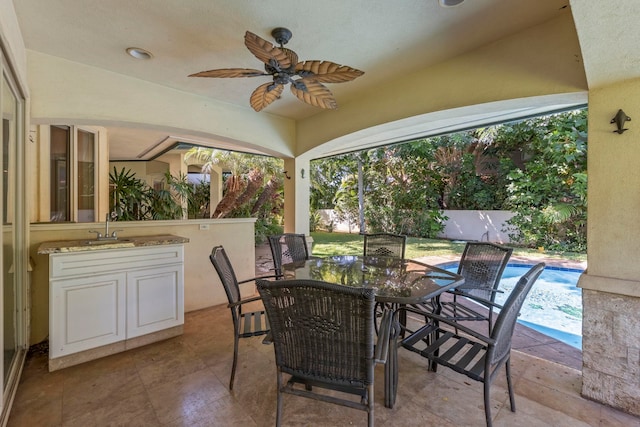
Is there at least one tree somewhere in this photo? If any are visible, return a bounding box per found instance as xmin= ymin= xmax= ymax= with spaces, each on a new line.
xmin=185 ymin=148 xmax=285 ymax=243
xmin=309 ymin=108 xmax=587 ymax=250
xmin=364 ymin=141 xmax=447 ymax=237
xmin=491 ymin=110 xmax=588 ymax=251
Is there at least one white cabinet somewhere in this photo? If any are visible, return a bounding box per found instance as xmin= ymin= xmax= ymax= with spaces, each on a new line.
xmin=48 ymin=244 xmax=184 ymax=361
xmin=127 ymin=265 xmax=183 ymax=338
xmin=50 ymin=272 xmax=127 ymax=358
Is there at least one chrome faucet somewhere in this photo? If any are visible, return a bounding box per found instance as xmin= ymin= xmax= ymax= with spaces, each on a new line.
xmin=89 ymin=213 xmax=122 ymax=240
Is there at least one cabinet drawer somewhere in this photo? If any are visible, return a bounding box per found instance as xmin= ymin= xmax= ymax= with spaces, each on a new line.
xmin=49 ymin=245 xmax=184 ymax=279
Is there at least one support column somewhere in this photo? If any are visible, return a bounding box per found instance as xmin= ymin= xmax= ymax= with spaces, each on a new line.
xmin=283 ymin=156 xmax=311 ymax=236
xmin=208 ymin=165 xmax=222 ymax=217
xmin=578 ymin=80 xmax=640 ymax=417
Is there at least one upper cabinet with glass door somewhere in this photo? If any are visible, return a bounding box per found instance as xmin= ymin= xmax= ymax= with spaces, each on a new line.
xmin=34 ymin=125 xmax=108 ymax=223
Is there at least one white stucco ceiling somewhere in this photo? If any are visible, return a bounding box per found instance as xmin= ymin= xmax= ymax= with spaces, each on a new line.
xmin=14 ymin=0 xmax=630 ymax=160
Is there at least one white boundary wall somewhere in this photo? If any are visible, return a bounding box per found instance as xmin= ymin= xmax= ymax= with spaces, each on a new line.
xmin=438 ymin=210 xmax=515 ymax=243
xmin=317 ymin=209 xmax=515 ymax=243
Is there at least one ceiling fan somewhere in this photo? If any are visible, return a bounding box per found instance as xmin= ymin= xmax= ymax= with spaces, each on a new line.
xmin=189 ymin=27 xmax=364 ymax=112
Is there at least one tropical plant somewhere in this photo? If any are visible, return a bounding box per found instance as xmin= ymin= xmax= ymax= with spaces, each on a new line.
xmin=148 ymin=171 xmax=192 ymax=220
xmin=309 ymin=108 xmax=587 ymax=249
xmin=364 ymin=141 xmax=447 ymax=237
xmin=496 ymin=110 xmax=588 ymax=251
xmin=109 ymin=167 xmax=151 ymax=220
xmin=185 ymin=147 xmax=285 ymax=243
xmin=188 ymin=180 xmax=211 ymax=219
xmin=110 ymin=167 xmax=196 ymax=221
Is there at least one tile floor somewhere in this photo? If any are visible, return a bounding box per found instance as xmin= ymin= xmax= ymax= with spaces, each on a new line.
xmin=7 ymin=247 xmax=639 ymax=426
xmin=7 ymin=303 xmax=639 ymax=426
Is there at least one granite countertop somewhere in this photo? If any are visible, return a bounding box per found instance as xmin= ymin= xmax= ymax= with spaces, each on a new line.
xmin=37 ymin=235 xmax=190 ymax=255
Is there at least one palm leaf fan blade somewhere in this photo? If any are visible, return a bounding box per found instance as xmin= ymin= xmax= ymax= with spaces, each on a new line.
xmin=290 ymin=79 xmax=337 ymax=109
xmin=295 ymin=61 xmax=364 ymax=83
xmin=244 ymin=31 xmax=292 ymax=70
xmin=250 ymin=82 xmax=284 ymax=111
xmin=189 ymin=68 xmax=267 ymax=78
xmin=280 ymin=47 xmax=298 ymax=68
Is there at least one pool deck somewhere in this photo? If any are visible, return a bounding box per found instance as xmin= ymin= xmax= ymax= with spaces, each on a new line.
xmin=255 ymin=244 xmax=584 ymax=371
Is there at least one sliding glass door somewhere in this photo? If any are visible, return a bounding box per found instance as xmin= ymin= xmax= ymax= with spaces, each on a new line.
xmin=1 ymin=50 xmax=27 ymax=419
xmin=2 ymin=72 xmax=17 ymax=384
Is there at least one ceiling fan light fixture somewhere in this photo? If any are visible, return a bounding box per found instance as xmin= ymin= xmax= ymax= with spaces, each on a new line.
xmin=439 ymin=0 xmax=465 ymax=7
xmin=126 ymin=47 xmax=153 ymax=60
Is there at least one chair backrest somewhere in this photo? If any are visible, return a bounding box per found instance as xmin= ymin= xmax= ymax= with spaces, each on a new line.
xmin=209 ymin=245 xmax=241 ymax=305
xmin=268 ymin=233 xmax=310 ymax=272
xmin=457 ymin=242 xmax=513 ymax=301
xmin=363 ymin=233 xmax=407 ymax=259
xmin=256 ymin=278 xmax=376 ymax=388
xmin=489 ymin=262 xmax=545 ymax=364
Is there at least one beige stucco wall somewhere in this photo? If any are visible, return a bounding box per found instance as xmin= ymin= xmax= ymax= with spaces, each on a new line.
xmin=29 ymin=218 xmax=256 ymax=345
xmin=576 ymin=79 xmax=640 ymax=414
xmin=25 ymin=51 xmax=296 ymax=159
xmin=296 ymin=13 xmax=587 ymax=156
xmin=580 ymin=79 xmax=640 ymax=293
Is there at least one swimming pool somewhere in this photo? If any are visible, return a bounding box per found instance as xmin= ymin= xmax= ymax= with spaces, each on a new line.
xmin=440 ymin=263 xmax=583 ymax=349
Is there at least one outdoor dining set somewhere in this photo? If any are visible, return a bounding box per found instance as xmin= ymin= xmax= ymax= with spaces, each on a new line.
xmin=209 ymin=233 xmax=545 ymax=427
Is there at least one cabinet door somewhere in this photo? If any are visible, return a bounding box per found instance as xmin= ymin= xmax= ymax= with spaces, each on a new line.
xmin=50 ymin=273 xmax=127 ymax=358
xmin=126 ymin=264 xmax=184 ymax=338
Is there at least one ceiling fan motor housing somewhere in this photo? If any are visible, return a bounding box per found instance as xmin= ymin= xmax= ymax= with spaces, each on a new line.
xmin=271 ymin=27 xmax=292 ymax=46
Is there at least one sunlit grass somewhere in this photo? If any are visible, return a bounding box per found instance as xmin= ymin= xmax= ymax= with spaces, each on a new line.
xmin=310 ymin=231 xmax=587 ymax=262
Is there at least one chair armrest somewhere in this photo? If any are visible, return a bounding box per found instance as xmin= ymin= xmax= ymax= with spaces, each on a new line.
xmin=374 ymin=308 xmax=392 ymax=364
xmin=448 ymin=290 xmax=504 ymax=310
xmin=227 ymin=295 xmax=263 ymax=308
xmin=238 ymin=274 xmax=279 ymax=284
xmin=396 ymin=306 xmax=496 ymax=345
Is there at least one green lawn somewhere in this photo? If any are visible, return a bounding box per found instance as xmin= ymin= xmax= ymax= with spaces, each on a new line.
xmin=310 ymin=231 xmax=587 ymax=262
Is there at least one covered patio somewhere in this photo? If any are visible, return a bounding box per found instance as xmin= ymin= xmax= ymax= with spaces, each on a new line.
xmin=1 ymin=0 xmax=640 ymax=423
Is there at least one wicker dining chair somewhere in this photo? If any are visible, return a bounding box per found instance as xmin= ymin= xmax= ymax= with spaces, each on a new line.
xmin=209 ymin=245 xmax=277 ymax=390
xmin=363 ymin=233 xmax=407 ymax=333
xmin=363 ymin=233 xmax=407 ymax=259
xmin=256 ymin=278 xmax=392 ymax=427
xmin=440 ymin=242 xmax=513 ymax=332
xmin=268 ymin=233 xmax=311 ymax=276
xmin=397 ymin=263 xmax=545 ymax=427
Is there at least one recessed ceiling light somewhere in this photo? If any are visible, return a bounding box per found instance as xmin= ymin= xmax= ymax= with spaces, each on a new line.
xmin=439 ymin=0 xmax=465 ymax=7
xmin=126 ymin=47 xmax=153 ymax=60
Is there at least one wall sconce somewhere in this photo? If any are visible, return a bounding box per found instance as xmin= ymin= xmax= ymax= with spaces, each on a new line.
xmin=301 ymin=168 xmax=305 ymax=179
xmin=284 ymin=171 xmax=291 ymax=180
xmin=611 ymin=109 xmax=631 ymax=134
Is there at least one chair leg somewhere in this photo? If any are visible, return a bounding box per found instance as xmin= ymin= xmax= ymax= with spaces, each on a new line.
xmin=451 ymin=293 xmax=461 ymax=335
xmin=384 ymin=320 xmax=400 ymax=408
xmin=484 ymin=379 xmax=493 ymax=427
xmin=505 ymin=357 xmax=516 ymax=412
xmin=230 ymin=333 xmax=239 ymax=390
xmin=367 ymin=383 xmax=374 ymax=427
xmin=487 ymin=308 xmax=494 ymax=335
xmin=276 ymin=369 xmax=283 ymax=427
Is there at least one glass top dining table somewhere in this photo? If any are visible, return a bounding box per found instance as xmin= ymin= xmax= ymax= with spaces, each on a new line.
xmin=281 ymin=255 xmax=465 ymax=409
xmin=281 ymin=255 xmax=465 ymax=305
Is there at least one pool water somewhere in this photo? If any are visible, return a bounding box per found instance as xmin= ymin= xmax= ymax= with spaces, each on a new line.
xmin=441 ymin=263 xmax=583 ymax=349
